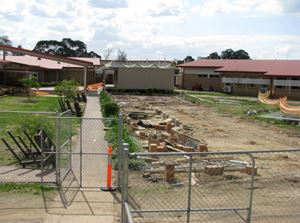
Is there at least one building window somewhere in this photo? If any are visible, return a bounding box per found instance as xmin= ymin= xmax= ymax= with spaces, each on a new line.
xmin=198 ymin=74 xmax=208 ymax=78
xmin=250 ymin=84 xmax=257 ymax=87
xmin=209 ymin=74 xmax=220 ymax=78
xmin=276 ymin=86 xmax=285 ymax=89
xmin=291 ymin=86 xmax=300 ymax=90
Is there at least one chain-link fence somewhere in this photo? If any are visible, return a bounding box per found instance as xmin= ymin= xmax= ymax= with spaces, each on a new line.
xmin=41 ymin=115 xmax=123 ymax=207
xmin=121 ymin=148 xmax=300 ymax=223
xmin=0 ymin=110 xmax=57 ymax=184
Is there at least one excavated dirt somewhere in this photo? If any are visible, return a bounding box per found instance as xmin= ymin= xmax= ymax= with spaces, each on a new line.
xmin=113 ymin=94 xmax=300 ymax=223
xmin=113 ymin=95 xmax=300 ymax=151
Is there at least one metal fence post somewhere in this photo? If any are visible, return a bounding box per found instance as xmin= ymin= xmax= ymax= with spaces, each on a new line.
xmin=247 ymin=154 xmax=256 ymax=223
xmin=118 ymin=113 xmax=123 ymax=189
xmin=80 ymin=118 xmax=83 ymax=188
xmin=187 ymin=155 xmax=193 ymax=223
xmin=121 ymin=143 xmax=129 ymax=223
xmin=69 ymin=112 xmax=72 ymax=169
xmin=55 ymin=116 xmax=61 ymax=186
xmin=40 ymin=123 xmax=44 ymax=187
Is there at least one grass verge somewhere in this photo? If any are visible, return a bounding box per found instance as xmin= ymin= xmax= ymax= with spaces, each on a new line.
xmin=99 ymin=91 xmax=145 ymax=170
xmin=0 ymin=96 xmax=59 ymax=166
xmin=183 ymin=92 xmax=300 ymax=131
xmin=0 ymin=182 xmax=54 ymax=195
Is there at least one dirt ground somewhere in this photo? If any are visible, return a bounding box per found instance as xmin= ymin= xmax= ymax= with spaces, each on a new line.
xmin=113 ymin=94 xmax=300 ymax=223
xmin=113 ymin=95 xmax=300 ymax=151
xmin=0 ymin=192 xmax=48 ymax=223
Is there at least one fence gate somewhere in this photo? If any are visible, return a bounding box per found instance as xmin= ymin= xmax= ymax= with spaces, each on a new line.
xmin=41 ymin=113 xmax=122 ymax=208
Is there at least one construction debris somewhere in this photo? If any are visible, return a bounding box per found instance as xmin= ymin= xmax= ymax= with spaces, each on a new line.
xmin=205 ymin=165 xmax=224 ymax=176
xmin=113 ymin=95 xmax=259 ymax=185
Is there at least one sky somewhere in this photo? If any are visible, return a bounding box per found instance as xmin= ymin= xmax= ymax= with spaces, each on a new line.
xmin=0 ymin=0 xmax=300 ymax=60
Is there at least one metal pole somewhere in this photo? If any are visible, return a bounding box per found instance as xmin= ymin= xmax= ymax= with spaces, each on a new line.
xmin=69 ymin=112 xmax=72 ymax=169
xmin=121 ymin=143 xmax=129 ymax=223
xmin=80 ymin=119 xmax=83 ymax=188
xmin=125 ymin=202 xmax=134 ymax=223
xmin=40 ymin=124 xmax=44 ymax=188
xmin=55 ymin=116 xmax=61 ymax=186
xmin=247 ymin=154 xmax=256 ymax=223
xmin=186 ymin=155 xmax=193 ymax=223
xmin=117 ymin=113 xmax=123 ymax=189
xmin=84 ymin=67 xmax=87 ymax=92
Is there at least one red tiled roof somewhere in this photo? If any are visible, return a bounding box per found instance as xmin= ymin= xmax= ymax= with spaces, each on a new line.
xmin=177 ymin=59 xmax=229 ymax=68
xmin=4 ymin=56 xmax=81 ymax=69
xmin=177 ymin=59 xmax=300 ymax=77
xmin=0 ymin=59 xmax=10 ymax=64
xmin=3 ymin=56 xmax=100 ymax=70
xmin=0 ymin=45 xmax=93 ymax=66
xmin=69 ymin=57 xmax=101 ymax=66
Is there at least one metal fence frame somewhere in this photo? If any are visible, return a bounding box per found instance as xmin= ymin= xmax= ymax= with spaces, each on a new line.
xmin=40 ymin=113 xmax=123 ymax=207
xmin=121 ymin=147 xmax=300 ymax=223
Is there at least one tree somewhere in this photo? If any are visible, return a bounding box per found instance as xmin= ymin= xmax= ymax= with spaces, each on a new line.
xmin=117 ymin=49 xmax=127 ymax=61
xmin=103 ymin=48 xmax=113 ymax=60
xmin=206 ymin=52 xmax=220 ymax=59
xmin=176 ymin=60 xmax=184 ymax=65
xmin=0 ymin=35 xmax=12 ymax=46
xmin=33 ymin=38 xmax=100 ymax=58
xmin=12 ymin=45 xmax=25 ymax=56
xmin=19 ymin=75 xmax=40 ymax=103
xmin=0 ymin=35 xmax=12 ymax=56
xmin=233 ymin=49 xmax=250 ymax=59
xmin=54 ymin=80 xmax=79 ymax=100
xmin=183 ymin=56 xmax=195 ymax=63
xmin=220 ymin=48 xmax=250 ymax=59
xmin=221 ymin=49 xmax=235 ymax=59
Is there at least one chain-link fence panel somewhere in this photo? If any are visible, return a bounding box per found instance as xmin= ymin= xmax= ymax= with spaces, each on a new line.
xmin=251 ymin=151 xmax=300 ymax=223
xmin=0 ymin=111 xmax=57 ymax=184
xmin=124 ymin=149 xmax=300 ymax=223
xmin=127 ymin=153 xmax=190 ymax=223
xmin=189 ymin=153 xmax=254 ymax=223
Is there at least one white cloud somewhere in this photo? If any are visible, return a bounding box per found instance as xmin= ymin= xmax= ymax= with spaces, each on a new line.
xmin=88 ymin=0 xmax=127 ymax=8
xmin=279 ymin=0 xmax=300 ymax=13
xmin=191 ymin=0 xmax=283 ymax=16
xmin=0 ymin=0 xmax=299 ymax=60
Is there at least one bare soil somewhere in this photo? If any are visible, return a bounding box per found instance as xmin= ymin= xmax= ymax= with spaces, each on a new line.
xmin=113 ymin=95 xmax=300 ymax=151
xmin=0 ymin=192 xmax=47 ymax=223
xmin=113 ymin=95 xmax=300 ymax=223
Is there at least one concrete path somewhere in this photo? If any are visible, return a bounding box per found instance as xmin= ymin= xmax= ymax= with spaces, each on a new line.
xmin=44 ymin=93 xmax=120 ymax=223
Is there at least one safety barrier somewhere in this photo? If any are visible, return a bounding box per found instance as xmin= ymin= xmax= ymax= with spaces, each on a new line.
xmin=40 ymin=115 xmax=123 ymax=207
xmin=121 ymin=147 xmax=300 ymax=223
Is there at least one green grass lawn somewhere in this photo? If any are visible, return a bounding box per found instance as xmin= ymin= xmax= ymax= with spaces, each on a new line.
xmin=0 ymin=96 xmax=59 ymax=111
xmin=0 ymin=96 xmax=59 ymax=166
xmin=0 ymin=182 xmax=54 ymax=195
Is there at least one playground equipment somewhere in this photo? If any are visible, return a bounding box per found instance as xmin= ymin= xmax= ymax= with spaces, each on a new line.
xmin=258 ymin=91 xmax=300 ymax=116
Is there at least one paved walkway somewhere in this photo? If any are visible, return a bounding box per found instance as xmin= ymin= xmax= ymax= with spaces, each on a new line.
xmin=44 ymin=93 xmax=119 ymax=223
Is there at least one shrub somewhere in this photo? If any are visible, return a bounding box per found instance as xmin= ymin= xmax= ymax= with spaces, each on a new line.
xmin=19 ymin=75 xmax=40 ymax=102
xmin=99 ymin=90 xmax=142 ymax=168
xmin=128 ymin=158 xmax=146 ymax=171
xmin=54 ymin=80 xmax=79 ymax=100
xmin=103 ymin=102 xmax=119 ymax=117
